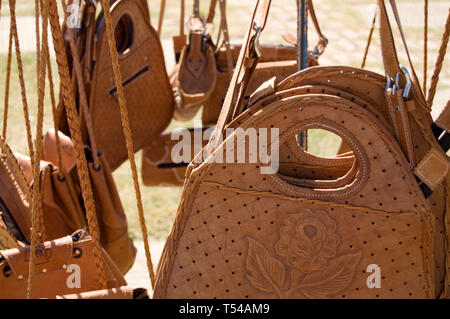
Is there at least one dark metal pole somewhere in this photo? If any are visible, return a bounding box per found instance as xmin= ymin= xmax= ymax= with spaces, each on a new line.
xmin=298 ymin=0 xmax=308 ymax=148
xmin=298 ymin=0 xmax=308 ymax=70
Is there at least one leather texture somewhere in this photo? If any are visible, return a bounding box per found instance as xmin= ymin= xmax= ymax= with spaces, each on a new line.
xmin=58 ymin=0 xmax=174 ymax=171
xmin=11 ymin=132 xmax=136 ymax=275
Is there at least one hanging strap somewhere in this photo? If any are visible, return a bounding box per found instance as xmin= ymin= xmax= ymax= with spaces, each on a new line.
xmin=207 ymin=0 xmax=217 ymax=24
xmin=378 ymin=0 xmax=426 ymax=108
xmin=193 ymin=0 xmax=200 ymax=17
xmin=428 ymin=8 xmax=449 ymax=108
xmin=8 ymin=0 xmax=36 ymax=172
xmin=45 ymin=27 xmax=65 ymax=176
xmin=99 ymin=0 xmax=156 ymax=290
xmin=173 ymin=0 xmax=186 ymax=62
xmin=361 ymin=10 xmax=377 ymax=68
xmin=27 ymin=0 xmax=48 ymax=298
xmin=208 ymin=0 xmax=271 ymax=153
xmin=423 ymin=0 xmax=428 ymax=93
xmin=34 ymin=0 xmax=41 ymax=85
xmin=306 ymin=0 xmax=327 ymax=57
xmin=218 ymin=0 xmax=233 ymax=73
xmin=427 ymin=9 xmax=450 ymax=152
xmin=65 ymin=27 xmax=101 ymax=169
xmin=157 ymin=0 xmax=166 ymax=37
xmin=2 ymin=21 xmax=13 ymax=138
xmin=48 ymin=0 xmax=108 ymax=290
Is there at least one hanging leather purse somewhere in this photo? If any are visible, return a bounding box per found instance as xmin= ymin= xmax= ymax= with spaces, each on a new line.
xmin=58 ymin=0 xmax=174 ymax=171
xmin=154 ymin=0 xmax=450 ymax=299
xmin=0 ymin=229 xmax=127 ymax=299
xmin=172 ymin=0 xmax=218 ymax=122
xmin=11 ymin=129 xmax=136 ymax=275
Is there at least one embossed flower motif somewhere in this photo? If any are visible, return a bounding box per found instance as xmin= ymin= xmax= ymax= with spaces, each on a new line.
xmin=275 ymin=209 xmax=340 ymax=273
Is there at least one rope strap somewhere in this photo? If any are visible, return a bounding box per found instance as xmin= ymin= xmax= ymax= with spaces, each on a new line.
xmin=99 ymin=0 xmax=156 ymax=289
xmin=48 ymin=0 xmax=107 ymax=289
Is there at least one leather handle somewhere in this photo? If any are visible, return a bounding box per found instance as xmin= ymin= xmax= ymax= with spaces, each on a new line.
xmin=207 ymin=0 xmax=272 ymax=153
xmin=377 ymin=0 xmax=426 ymax=105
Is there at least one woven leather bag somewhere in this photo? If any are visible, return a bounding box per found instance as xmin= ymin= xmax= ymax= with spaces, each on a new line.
xmin=154 ymin=0 xmax=450 ymax=299
xmin=58 ymin=0 xmax=174 ymax=171
xmin=0 ymin=230 xmax=127 ymax=299
xmin=142 ymin=128 xmax=210 ymax=187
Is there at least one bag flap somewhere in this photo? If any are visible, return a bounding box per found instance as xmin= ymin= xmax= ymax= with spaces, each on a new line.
xmin=0 ymin=233 xmax=76 ymax=280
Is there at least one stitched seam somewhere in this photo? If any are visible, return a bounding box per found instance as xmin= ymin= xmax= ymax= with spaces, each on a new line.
xmin=397 ymin=93 xmax=416 ymax=166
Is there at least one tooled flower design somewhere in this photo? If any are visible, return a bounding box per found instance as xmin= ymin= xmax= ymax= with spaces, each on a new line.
xmin=275 ymin=209 xmax=340 ymax=273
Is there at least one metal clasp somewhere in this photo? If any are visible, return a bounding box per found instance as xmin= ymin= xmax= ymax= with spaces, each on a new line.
xmin=386 ymin=72 xmax=394 ymax=90
xmin=395 ymin=65 xmax=412 ymax=99
xmin=311 ymin=37 xmax=328 ymax=59
xmin=251 ymin=20 xmax=262 ymax=58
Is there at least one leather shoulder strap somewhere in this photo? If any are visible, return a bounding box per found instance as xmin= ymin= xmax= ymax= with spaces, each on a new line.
xmin=378 ymin=0 xmax=426 ymax=106
xmin=207 ymin=0 xmax=271 ymax=153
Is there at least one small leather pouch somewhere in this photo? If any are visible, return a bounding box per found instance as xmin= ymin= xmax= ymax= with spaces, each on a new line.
xmin=173 ymin=17 xmax=217 ymax=121
xmin=0 ymin=230 xmax=127 ymax=299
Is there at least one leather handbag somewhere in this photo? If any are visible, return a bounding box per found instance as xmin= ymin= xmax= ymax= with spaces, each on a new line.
xmin=0 ymin=229 xmax=127 ymax=299
xmin=154 ymin=0 xmax=450 ymax=299
xmin=58 ymin=0 xmax=174 ymax=171
xmin=172 ymin=1 xmax=218 ymax=122
xmin=13 ymin=129 xmax=136 ymax=275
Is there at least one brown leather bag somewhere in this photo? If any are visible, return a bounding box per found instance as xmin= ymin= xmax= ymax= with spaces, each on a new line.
xmin=0 ymin=229 xmax=127 ymax=299
xmin=12 ymin=129 xmax=136 ymax=275
xmin=154 ymin=0 xmax=449 ymax=299
xmin=173 ymin=11 xmax=217 ymax=122
xmin=58 ymin=0 xmax=174 ymax=171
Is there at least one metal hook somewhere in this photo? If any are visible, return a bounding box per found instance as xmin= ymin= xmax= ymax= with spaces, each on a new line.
xmin=251 ymin=20 xmax=262 ymax=58
xmin=395 ymin=65 xmax=412 ymax=99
